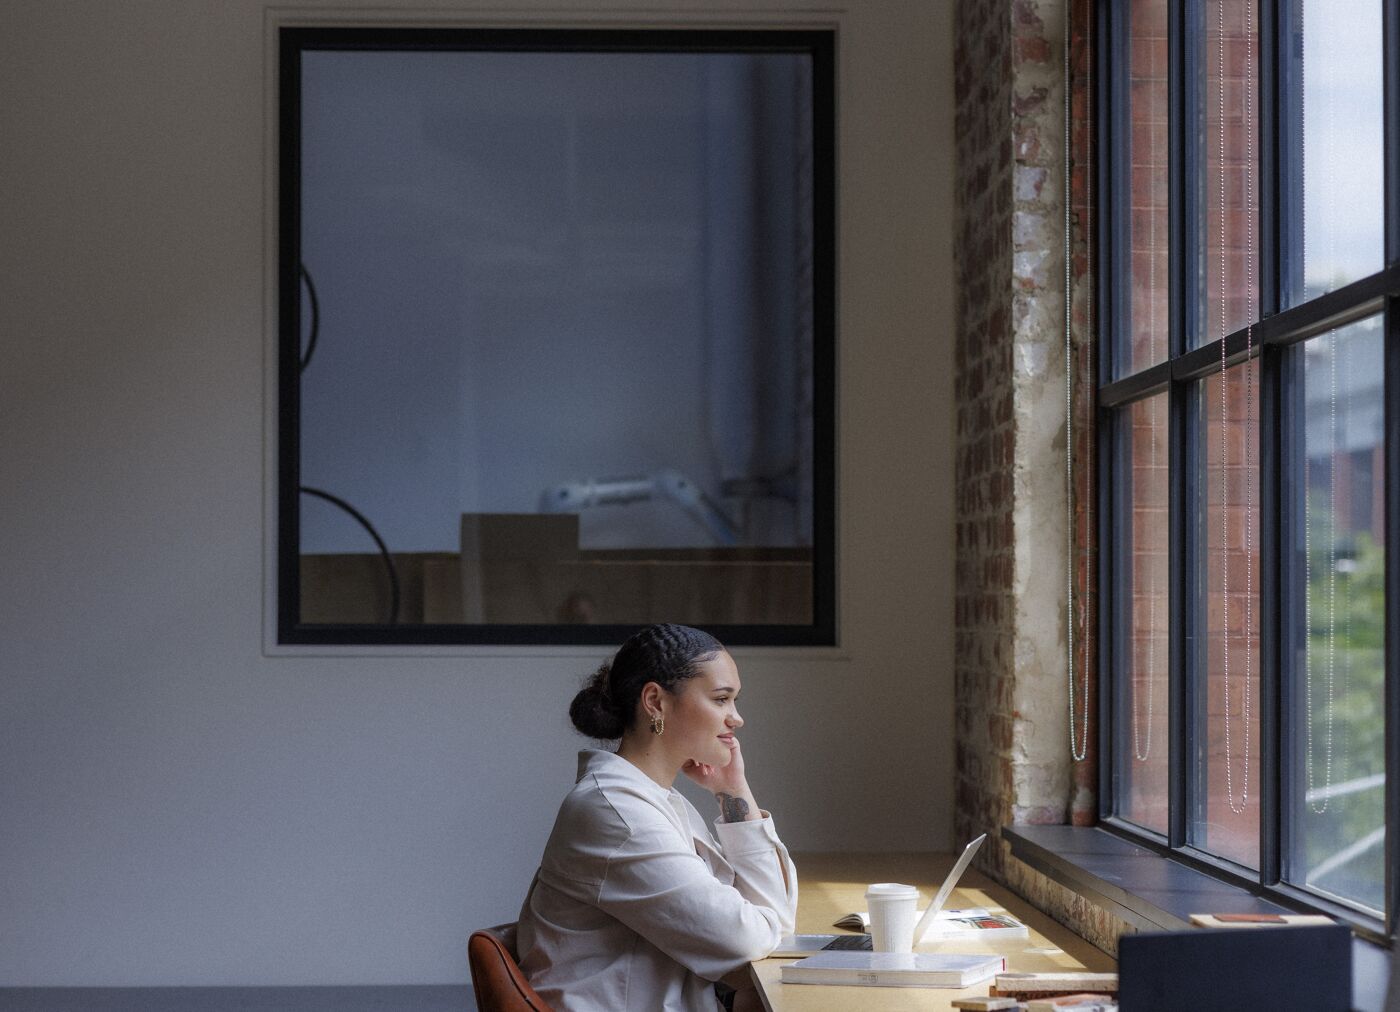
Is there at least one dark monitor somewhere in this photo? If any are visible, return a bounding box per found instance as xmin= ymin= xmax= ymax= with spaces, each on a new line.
xmin=1117 ymin=924 xmax=1351 ymax=1012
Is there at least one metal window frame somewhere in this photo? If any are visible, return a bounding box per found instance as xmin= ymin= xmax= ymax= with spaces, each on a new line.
xmin=1095 ymin=0 xmax=1398 ymax=941
xmin=1383 ymin=0 xmax=1400 ymax=942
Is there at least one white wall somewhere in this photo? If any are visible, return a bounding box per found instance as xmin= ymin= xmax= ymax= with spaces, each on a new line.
xmin=0 ymin=0 xmax=956 ymax=987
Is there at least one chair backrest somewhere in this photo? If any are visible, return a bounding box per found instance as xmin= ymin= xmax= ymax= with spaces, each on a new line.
xmin=467 ymin=922 xmax=554 ymax=1012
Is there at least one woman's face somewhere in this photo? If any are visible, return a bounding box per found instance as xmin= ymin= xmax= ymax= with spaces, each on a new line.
xmin=665 ymin=651 xmax=744 ymax=767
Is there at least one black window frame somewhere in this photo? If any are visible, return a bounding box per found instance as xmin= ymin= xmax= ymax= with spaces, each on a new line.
xmin=276 ymin=25 xmax=838 ymax=647
xmin=1094 ymin=0 xmax=1400 ymax=942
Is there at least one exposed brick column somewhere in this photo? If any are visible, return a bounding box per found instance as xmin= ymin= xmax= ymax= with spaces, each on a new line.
xmin=953 ymin=0 xmax=1017 ymax=863
xmin=954 ymin=0 xmax=1121 ymax=953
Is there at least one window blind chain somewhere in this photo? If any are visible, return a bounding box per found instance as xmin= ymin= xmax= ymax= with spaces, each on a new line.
xmin=1304 ymin=0 xmax=1343 ymax=813
xmin=1305 ymin=329 xmax=1340 ymax=817
xmin=1327 ymin=0 xmax=1348 ymax=789
xmin=1218 ymin=0 xmax=1255 ymax=817
xmin=1217 ymin=0 xmax=1234 ymax=811
xmin=1339 ymin=327 xmax=1351 ymax=770
xmin=1240 ymin=0 xmax=1257 ymax=816
xmin=1323 ymin=9 xmax=1338 ymax=804
xmin=1305 ymin=419 xmax=1321 ymax=809
xmin=1327 ymin=328 xmax=1341 ymax=808
xmin=1135 ymin=36 xmax=1160 ymax=764
xmin=1066 ymin=0 xmax=1090 ymax=763
xmin=1080 ymin=0 xmax=1096 ymax=764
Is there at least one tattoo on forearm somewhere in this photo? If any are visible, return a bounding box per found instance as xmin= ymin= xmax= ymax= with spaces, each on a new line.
xmin=716 ymin=792 xmax=750 ymax=823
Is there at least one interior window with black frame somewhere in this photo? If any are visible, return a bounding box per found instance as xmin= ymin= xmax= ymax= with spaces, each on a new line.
xmin=277 ymin=27 xmax=836 ymax=646
xmin=1098 ymin=0 xmax=1395 ymax=938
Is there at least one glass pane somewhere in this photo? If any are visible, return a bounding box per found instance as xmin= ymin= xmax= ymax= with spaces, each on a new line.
xmin=291 ymin=41 xmax=830 ymax=636
xmin=1192 ymin=362 xmax=1260 ymax=867
xmin=1122 ymin=0 xmax=1170 ymax=376
xmin=1288 ymin=316 xmax=1386 ymax=914
xmin=1117 ymin=395 xmax=1170 ymax=832
xmin=1195 ymin=0 xmax=1260 ymax=348
xmin=1288 ymin=0 xmax=1384 ymax=305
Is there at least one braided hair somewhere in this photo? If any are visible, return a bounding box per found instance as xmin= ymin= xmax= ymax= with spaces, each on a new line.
xmin=569 ymin=624 xmax=725 ymax=740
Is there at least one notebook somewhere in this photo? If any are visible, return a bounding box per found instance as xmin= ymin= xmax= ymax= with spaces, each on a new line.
xmin=769 ymin=835 xmax=988 ymax=958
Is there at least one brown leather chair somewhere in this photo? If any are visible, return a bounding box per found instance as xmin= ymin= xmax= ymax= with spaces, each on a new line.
xmin=467 ymin=922 xmax=554 ymax=1012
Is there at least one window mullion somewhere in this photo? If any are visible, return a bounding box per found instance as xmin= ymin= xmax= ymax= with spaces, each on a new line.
xmin=1385 ymin=299 xmax=1400 ymax=938
xmin=1277 ymin=339 xmax=1306 ymax=892
xmin=1095 ymin=0 xmax=1122 ymax=822
xmin=1168 ymin=0 xmax=1201 ymax=853
xmin=1272 ymin=0 xmax=1308 ymax=890
xmin=1385 ymin=0 xmax=1400 ymax=941
xmin=1257 ymin=0 xmax=1283 ymax=890
xmin=1103 ymin=407 xmax=1127 ymax=821
xmin=1259 ymin=349 xmax=1283 ymax=887
xmin=1386 ymin=0 xmax=1400 ymax=268
xmin=1259 ymin=0 xmax=1282 ymax=322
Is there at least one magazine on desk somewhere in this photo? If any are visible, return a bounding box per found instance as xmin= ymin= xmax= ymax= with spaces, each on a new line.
xmin=779 ymin=951 xmax=1006 ymax=988
xmin=833 ymin=907 xmax=1030 ymax=941
xmin=1188 ymin=912 xmax=1335 ymax=929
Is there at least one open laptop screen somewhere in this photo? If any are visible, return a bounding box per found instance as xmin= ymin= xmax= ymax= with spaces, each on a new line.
xmin=912 ymin=833 xmax=987 ymax=942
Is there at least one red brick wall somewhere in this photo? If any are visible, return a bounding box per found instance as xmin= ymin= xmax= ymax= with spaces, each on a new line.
xmin=953 ymin=0 xmax=1017 ymax=853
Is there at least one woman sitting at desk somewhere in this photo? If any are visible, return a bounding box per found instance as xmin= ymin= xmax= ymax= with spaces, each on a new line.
xmin=516 ymin=623 xmax=798 ymax=1012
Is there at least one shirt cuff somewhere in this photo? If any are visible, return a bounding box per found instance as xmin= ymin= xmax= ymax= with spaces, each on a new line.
xmin=712 ymin=812 xmax=782 ymax=856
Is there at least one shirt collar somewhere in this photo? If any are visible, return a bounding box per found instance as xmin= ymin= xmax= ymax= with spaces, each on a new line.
xmin=576 ymin=748 xmax=677 ymax=803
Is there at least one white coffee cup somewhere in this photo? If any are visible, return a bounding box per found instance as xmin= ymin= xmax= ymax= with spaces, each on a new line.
xmin=864 ymin=882 xmax=920 ymax=953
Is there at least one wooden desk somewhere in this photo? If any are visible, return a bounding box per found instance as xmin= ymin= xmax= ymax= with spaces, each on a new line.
xmin=751 ymin=853 xmax=1116 ymax=1011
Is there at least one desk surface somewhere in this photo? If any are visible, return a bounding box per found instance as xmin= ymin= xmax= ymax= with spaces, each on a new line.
xmin=751 ymin=852 xmax=1116 ymax=1012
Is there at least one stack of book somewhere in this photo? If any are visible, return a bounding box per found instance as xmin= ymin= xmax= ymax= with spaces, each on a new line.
xmin=779 ymin=951 xmax=1006 ymax=989
xmin=989 ymin=971 xmax=1119 ymax=1001
xmin=952 ymin=997 xmax=1118 ymax=1012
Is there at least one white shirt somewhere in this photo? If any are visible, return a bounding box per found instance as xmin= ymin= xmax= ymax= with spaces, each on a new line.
xmin=516 ymin=749 xmax=799 ymax=1012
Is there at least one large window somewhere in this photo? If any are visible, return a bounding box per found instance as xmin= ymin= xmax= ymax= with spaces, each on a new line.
xmin=277 ymin=27 xmax=836 ymax=646
xmin=1099 ymin=0 xmax=1396 ymax=937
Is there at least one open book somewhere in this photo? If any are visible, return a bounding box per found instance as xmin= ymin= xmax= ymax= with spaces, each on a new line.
xmin=834 ymin=907 xmax=1030 ymax=941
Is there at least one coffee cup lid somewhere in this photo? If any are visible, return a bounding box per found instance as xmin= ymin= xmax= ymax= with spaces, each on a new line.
xmin=865 ymin=882 xmax=919 ymax=899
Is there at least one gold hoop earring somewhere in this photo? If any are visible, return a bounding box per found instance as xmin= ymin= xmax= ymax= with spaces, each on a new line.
xmin=650 ymin=713 xmax=664 ymax=735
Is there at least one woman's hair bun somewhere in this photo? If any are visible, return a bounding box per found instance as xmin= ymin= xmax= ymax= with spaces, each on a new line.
xmin=568 ymin=625 xmax=724 ymax=739
xmin=569 ymin=663 xmax=626 ymax=740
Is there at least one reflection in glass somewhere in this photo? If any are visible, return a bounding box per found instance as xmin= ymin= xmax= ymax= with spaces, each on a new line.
xmin=1192 ymin=362 xmax=1260 ymax=868
xmin=1123 ymin=0 xmax=1169 ymax=376
xmin=1289 ymin=317 xmax=1386 ymax=914
xmin=1196 ymin=0 xmax=1259 ymax=348
xmin=289 ymin=41 xmax=829 ymax=633
xmin=1291 ymin=0 xmax=1383 ymax=305
xmin=1118 ymin=395 xmax=1169 ymax=832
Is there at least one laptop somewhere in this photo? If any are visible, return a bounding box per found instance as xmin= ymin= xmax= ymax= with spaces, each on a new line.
xmin=769 ymin=834 xmax=987 ymax=958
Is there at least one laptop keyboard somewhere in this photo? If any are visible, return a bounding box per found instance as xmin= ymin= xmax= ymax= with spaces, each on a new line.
xmin=822 ymin=934 xmax=873 ymax=951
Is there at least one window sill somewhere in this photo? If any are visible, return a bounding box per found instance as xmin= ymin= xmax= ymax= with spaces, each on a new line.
xmin=1003 ymin=824 xmax=1392 ymax=1011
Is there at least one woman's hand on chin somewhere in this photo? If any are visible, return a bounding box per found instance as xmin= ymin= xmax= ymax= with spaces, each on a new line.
xmin=682 ymin=737 xmax=743 ymax=788
xmin=683 ymin=740 xmax=760 ymax=822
